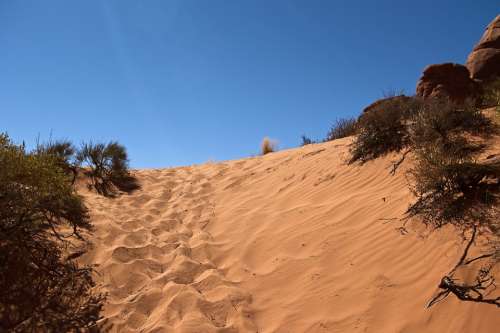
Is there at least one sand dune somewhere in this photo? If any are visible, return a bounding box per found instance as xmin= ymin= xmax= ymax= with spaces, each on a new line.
xmin=80 ymin=137 xmax=500 ymax=332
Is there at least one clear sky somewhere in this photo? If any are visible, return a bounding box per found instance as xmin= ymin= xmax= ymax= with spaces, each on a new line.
xmin=1 ymin=1 xmax=498 ymax=168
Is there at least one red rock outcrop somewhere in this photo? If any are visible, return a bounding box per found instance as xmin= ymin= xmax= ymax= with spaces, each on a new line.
xmin=466 ymin=15 xmax=500 ymax=81
xmin=416 ymin=63 xmax=478 ymax=102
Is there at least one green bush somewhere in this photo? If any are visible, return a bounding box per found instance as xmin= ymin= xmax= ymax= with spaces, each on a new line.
xmin=77 ymin=141 xmax=138 ymax=196
xmin=325 ymin=117 xmax=357 ymax=141
xmin=0 ymin=134 xmax=104 ymax=331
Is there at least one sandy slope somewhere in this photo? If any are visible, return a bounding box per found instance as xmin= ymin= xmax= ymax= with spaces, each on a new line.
xmin=80 ymin=137 xmax=500 ymax=332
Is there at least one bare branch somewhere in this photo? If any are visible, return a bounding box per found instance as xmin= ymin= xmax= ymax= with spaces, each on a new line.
xmin=427 ymin=226 xmax=500 ymax=308
xmin=390 ymin=149 xmax=411 ymax=175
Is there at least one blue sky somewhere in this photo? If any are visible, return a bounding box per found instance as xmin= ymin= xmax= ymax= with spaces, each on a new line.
xmin=1 ymin=1 xmax=497 ymax=168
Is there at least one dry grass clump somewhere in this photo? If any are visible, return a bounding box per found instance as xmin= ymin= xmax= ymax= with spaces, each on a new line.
xmin=325 ymin=117 xmax=358 ymax=141
xmin=261 ymin=137 xmax=276 ymax=155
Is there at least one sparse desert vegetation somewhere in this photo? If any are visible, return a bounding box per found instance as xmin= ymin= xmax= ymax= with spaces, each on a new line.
xmin=2 ymin=6 xmax=500 ymax=333
xmin=346 ymin=93 xmax=500 ymax=307
xmin=300 ymin=135 xmax=315 ymax=146
xmin=349 ymin=95 xmax=422 ymax=163
xmin=405 ymin=98 xmax=497 ymax=227
xmin=71 ymin=128 xmax=499 ymax=331
xmin=325 ymin=117 xmax=358 ymax=141
xmin=260 ymin=137 xmax=276 ymax=155
xmin=3 ymin=94 xmax=498 ymax=331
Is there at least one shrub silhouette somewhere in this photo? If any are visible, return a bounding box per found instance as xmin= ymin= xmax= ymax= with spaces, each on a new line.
xmin=301 ymin=135 xmax=315 ymax=146
xmin=77 ymin=141 xmax=139 ymax=196
xmin=350 ymin=96 xmax=422 ymax=163
xmin=37 ymin=139 xmax=79 ymax=184
xmin=325 ymin=117 xmax=357 ymax=141
xmin=407 ymin=142 xmax=499 ymax=227
xmin=261 ymin=137 xmax=276 ymax=155
xmin=0 ymin=134 xmax=104 ymax=331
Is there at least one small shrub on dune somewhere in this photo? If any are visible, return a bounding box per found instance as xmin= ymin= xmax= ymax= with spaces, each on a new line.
xmin=301 ymin=135 xmax=314 ymax=146
xmin=350 ymin=96 xmax=422 ymax=163
xmin=325 ymin=117 xmax=358 ymax=141
xmin=481 ymin=77 xmax=500 ymax=109
xmin=77 ymin=141 xmax=139 ymax=196
xmin=349 ymin=94 xmax=497 ymax=226
xmin=407 ymin=98 xmax=497 ymax=227
xmin=0 ymin=133 xmax=104 ymax=331
xmin=260 ymin=137 xmax=276 ymax=155
xmin=407 ymin=142 xmax=499 ymax=228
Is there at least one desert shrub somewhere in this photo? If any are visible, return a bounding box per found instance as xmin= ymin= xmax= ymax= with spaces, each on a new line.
xmin=481 ymin=77 xmax=500 ymax=109
xmin=325 ymin=117 xmax=357 ymax=141
xmin=260 ymin=137 xmax=276 ymax=155
xmin=37 ymin=139 xmax=79 ymax=183
xmin=407 ymin=142 xmax=499 ymax=227
xmin=77 ymin=141 xmax=138 ymax=196
xmin=0 ymin=133 xmax=104 ymax=331
xmin=301 ymin=135 xmax=314 ymax=146
xmin=350 ymin=96 xmax=422 ymax=163
xmin=407 ymin=98 xmax=497 ymax=227
xmin=408 ymin=126 xmax=499 ymax=307
xmin=404 ymin=100 xmax=499 ymax=307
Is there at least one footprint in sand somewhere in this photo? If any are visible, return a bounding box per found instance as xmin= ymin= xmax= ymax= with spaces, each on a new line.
xmin=111 ymin=245 xmax=164 ymax=263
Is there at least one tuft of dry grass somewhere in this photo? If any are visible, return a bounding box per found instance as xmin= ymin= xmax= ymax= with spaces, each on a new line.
xmin=325 ymin=117 xmax=358 ymax=141
xmin=261 ymin=137 xmax=276 ymax=155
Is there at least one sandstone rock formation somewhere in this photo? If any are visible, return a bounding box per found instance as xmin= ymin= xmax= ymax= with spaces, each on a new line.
xmin=415 ymin=63 xmax=478 ymax=102
xmin=466 ymin=15 xmax=500 ymax=81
